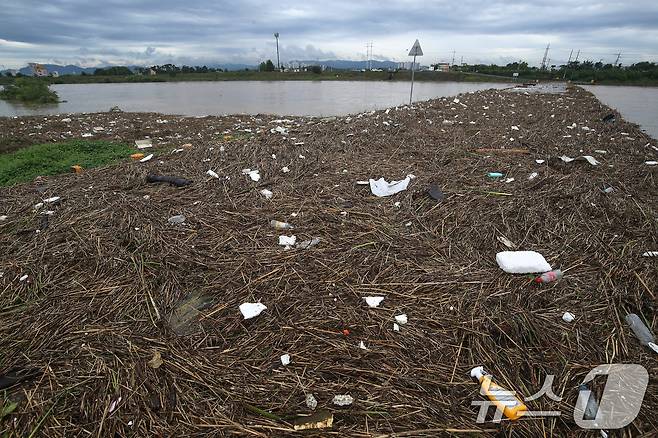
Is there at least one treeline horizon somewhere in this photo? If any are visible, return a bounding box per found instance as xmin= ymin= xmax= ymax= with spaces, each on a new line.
xmin=2 ymin=60 xmax=657 ymax=84
xmin=456 ymin=61 xmax=658 ymax=82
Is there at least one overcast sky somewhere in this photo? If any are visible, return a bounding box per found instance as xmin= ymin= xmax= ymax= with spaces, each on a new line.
xmin=1 ymin=0 xmax=658 ymax=69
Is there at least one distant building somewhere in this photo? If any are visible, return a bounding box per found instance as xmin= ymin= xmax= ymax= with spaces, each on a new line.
xmin=29 ymin=63 xmax=48 ymax=77
xmin=148 ymin=68 xmax=156 ymax=75
xmin=397 ymin=61 xmax=420 ymax=70
xmin=434 ymin=63 xmax=450 ymax=72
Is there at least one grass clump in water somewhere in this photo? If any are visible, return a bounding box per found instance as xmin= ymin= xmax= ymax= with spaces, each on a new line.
xmin=0 ymin=140 xmax=134 ymax=186
xmin=0 ymin=78 xmax=59 ymax=104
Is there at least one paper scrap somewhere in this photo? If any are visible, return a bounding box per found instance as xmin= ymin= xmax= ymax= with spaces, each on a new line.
xmin=135 ymin=139 xmax=152 ymax=149
xmin=279 ymin=235 xmax=297 ymax=246
xmin=239 ymin=302 xmax=267 ymax=319
xmin=306 ymin=393 xmax=318 ymax=410
xmin=242 ymin=168 xmax=261 ymax=181
xmin=364 ymin=296 xmax=385 ymax=308
xmin=332 ymin=394 xmax=354 ymax=406
xmin=395 ymin=314 xmax=408 ymax=325
xmin=562 ymin=312 xmax=575 ymax=323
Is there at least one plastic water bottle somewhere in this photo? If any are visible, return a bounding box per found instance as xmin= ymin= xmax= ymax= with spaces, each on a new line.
xmin=534 ymin=269 xmax=563 ymax=284
xmin=625 ymin=313 xmax=658 ymax=353
xmin=270 ymin=220 xmax=293 ymax=230
xmin=577 ymin=384 xmax=600 ymax=421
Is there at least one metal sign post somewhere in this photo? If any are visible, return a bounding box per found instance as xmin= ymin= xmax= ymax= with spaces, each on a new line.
xmin=408 ymin=39 xmax=423 ymax=105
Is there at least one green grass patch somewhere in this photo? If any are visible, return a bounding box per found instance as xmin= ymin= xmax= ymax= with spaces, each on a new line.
xmin=0 ymin=140 xmax=134 ymax=186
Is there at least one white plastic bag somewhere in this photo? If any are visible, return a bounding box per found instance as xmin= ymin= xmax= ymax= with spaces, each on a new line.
xmin=369 ymin=176 xmax=411 ymax=197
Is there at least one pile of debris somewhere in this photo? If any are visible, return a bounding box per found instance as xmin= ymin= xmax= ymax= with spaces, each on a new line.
xmin=0 ymin=86 xmax=656 ymax=436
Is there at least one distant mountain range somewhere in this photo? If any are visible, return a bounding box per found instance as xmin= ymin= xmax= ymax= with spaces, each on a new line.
xmin=4 ymin=64 xmax=98 ymax=76
xmin=2 ymin=60 xmax=404 ymax=76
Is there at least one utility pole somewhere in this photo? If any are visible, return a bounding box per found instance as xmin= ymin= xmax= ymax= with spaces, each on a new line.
xmin=540 ymin=43 xmax=550 ymax=70
xmin=614 ymin=51 xmax=622 ymax=66
xmin=460 ymin=55 xmax=463 ymax=66
xmin=369 ymin=42 xmax=373 ymax=70
xmin=365 ymin=42 xmax=373 ymax=70
xmin=562 ymin=49 xmax=573 ymax=79
xmin=369 ymin=43 xmax=373 ymax=70
xmin=274 ymin=33 xmax=280 ymax=70
xmin=451 ymin=50 xmax=456 ymax=66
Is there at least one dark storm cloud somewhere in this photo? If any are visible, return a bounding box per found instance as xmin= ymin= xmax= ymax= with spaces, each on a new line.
xmin=0 ymin=0 xmax=657 ymax=68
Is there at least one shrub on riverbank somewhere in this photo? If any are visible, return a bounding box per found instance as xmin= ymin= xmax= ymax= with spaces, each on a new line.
xmin=0 ymin=140 xmax=133 ymax=186
xmin=0 ymin=78 xmax=59 ymax=104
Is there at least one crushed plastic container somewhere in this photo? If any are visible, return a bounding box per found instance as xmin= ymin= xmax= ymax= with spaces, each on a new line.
xmin=297 ymin=237 xmax=320 ymax=249
xmin=168 ymin=214 xmax=186 ymax=224
xmin=625 ymin=313 xmax=658 ymax=353
xmin=534 ymin=269 xmax=563 ymax=284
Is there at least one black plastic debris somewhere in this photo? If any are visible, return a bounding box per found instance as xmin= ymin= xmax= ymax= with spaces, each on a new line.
xmin=602 ymin=113 xmax=616 ymax=123
xmin=429 ymin=184 xmax=445 ymax=202
xmin=0 ymin=367 xmax=40 ymax=390
xmin=146 ymin=174 xmax=192 ymax=187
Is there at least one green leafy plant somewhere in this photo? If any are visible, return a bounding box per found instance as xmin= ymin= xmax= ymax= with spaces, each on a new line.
xmin=0 ymin=399 xmax=18 ymax=420
xmin=0 ymin=78 xmax=59 ymax=104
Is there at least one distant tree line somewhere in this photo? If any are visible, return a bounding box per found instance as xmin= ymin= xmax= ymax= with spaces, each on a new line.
xmin=94 ymin=66 xmax=133 ymax=76
xmin=90 ymin=64 xmax=224 ymax=76
xmin=452 ymin=61 xmax=658 ymax=82
xmin=259 ymin=60 xmax=276 ymax=72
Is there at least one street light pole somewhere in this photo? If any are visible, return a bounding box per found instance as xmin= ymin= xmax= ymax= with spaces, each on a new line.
xmin=274 ymin=33 xmax=280 ymax=71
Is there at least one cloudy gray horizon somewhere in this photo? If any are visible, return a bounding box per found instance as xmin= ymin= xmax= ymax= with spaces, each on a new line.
xmin=1 ymin=0 xmax=658 ymax=70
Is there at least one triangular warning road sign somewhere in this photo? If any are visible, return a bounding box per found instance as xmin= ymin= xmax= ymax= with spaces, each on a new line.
xmin=408 ymin=39 xmax=423 ymax=57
